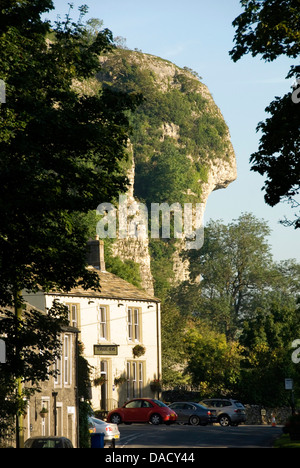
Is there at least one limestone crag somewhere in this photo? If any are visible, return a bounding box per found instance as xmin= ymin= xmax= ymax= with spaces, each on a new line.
xmin=97 ymin=50 xmax=237 ymax=295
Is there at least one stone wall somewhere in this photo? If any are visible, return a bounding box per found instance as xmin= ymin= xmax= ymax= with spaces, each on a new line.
xmin=162 ymin=390 xmax=293 ymax=425
xmin=244 ymin=405 xmax=292 ymax=425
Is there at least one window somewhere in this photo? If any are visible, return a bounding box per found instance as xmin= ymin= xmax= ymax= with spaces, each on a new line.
xmin=66 ymin=303 xmax=79 ymax=328
xmin=138 ymin=362 xmax=143 ymax=397
xmin=141 ymin=400 xmax=153 ymax=408
xmin=126 ymin=361 xmax=145 ymax=399
xmin=126 ymin=362 xmax=131 ymax=400
xmin=54 ymin=333 xmax=72 ymax=387
xmin=99 ymin=306 xmax=107 ymax=340
xmin=64 ymin=334 xmax=71 ymax=385
xmin=128 ymin=308 xmax=141 ymax=342
xmin=134 ymin=309 xmax=139 ymax=341
xmin=128 ymin=309 xmax=133 ymax=340
xmin=98 ymin=306 xmax=109 ymax=341
xmin=54 ymin=352 xmax=62 ymax=386
xmin=124 ymin=400 xmax=142 ymax=409
xmin=132 ymin=362 xmax=137 ymax=397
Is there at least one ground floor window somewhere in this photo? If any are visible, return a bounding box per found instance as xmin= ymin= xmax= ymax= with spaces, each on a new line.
xmin=126 ymin=361 xmax=145 ymax=399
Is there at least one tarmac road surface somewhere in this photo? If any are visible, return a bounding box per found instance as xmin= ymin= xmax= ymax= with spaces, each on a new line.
xmin=116 ymin=423 xmax=282 ymax=448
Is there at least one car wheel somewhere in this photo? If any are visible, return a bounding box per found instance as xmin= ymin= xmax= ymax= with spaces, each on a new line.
xmin=149 ymin=413 xmax=162 ymax=425
xmin=110 ymin=414 xmax=122 ymax=425
xmin=218 ymin=414 xmax=231 ymax=427
xmin=189 ymin=415 xmax=200 ymax=426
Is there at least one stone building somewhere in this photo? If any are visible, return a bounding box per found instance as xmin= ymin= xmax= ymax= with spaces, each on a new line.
xmin=23 ymin=324 xmax=79 ymax=447
xmin=24 ymin=239 xmax=161 ymax=417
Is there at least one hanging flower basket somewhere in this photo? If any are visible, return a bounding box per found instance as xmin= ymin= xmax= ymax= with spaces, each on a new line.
xmin=40 ymin=407 xmax=48 ymax=418
xmin=132 ymin=344 xmax=146 ymax=358
xmin=94 ymin=375 xmax=107 ymax=387
xmin=114 ymin=376 xmax=127 ymax=387
xmin=150 ymin=379 xmax=161 ymax=392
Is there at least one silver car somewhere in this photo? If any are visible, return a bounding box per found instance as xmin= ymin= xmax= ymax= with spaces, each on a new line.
xmin=200 ymin=399 xmax=246 ymax=427
xmin=88 ymin=416 xmax=120 ymax=447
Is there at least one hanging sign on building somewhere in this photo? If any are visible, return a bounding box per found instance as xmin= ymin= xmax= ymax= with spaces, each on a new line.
xmin=94 ymin=344 xmax=119 ymax=356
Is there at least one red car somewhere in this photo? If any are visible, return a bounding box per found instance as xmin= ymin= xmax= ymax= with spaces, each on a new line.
xmin=107 ymin=398 xmax=177 ymax=425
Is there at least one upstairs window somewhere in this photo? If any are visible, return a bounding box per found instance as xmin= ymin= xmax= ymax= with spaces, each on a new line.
xmin=128 ymin=307 xmax=141 ymax=342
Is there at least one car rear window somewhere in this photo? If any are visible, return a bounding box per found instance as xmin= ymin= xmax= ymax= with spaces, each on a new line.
xmin=234 ymin=401 xmax=244 ymax=408
xmin=31 ymin=439 xmax=63 ymax=448
xmin=153 ymin=400 xmax=168 ymax=407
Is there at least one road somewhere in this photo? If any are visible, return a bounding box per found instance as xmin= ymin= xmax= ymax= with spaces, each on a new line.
xmin=116 ymin=423 xmax=282 ymax=448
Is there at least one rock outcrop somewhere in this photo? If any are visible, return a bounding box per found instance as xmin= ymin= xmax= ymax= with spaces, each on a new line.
xmin=97 ymin=49 xmax=237 ymax=295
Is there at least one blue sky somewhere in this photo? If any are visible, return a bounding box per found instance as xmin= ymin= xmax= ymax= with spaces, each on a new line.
xmin=47 ymin=0 xmax=299 ymax=262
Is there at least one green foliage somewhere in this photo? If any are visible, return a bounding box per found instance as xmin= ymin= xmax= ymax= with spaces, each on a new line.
xmin=98 ymin=49 xmax=229 ymax=207
xmin=105 ymin=249 xmax=142 ymax=289
xmin=230 ymin=1 xmax=300 ymax=228
xmin=250 ymin=88 xmax=300 ymax=228
xmin=149 ymin=239 xmax=176 ymax=298
xmin=167 ymin=213 xmax=300 ymax=403
xmin=161 ymin=301 xmax=190 ymax=388
xmin=77 ymin=342 xmax=94 ymax=448
xmin=185 ymin=213 xmax=273 ymax=340
xmin=0 ymin=1 xmax=139 ymax=306
xmin=79 ymin=401 xmax=93 ymax=449
xmin=184 ymin=324 xmax=244 ymax=394
xmin=230 ymin=0 xmax=300 ymax=62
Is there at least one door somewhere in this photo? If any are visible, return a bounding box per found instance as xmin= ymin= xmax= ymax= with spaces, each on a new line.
xmin=123 ymin=399 xmax=143 ymax=422
xmin=100 ymin=360 xmax=108 ymax=410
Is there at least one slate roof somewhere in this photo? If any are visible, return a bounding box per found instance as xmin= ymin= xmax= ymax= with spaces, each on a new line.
xmin=50 ymin=269 xmax=160 ymax=303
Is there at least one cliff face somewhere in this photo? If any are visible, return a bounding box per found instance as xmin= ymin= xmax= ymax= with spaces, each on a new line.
xmin=97 ymin=49 xmax=237 ymax=296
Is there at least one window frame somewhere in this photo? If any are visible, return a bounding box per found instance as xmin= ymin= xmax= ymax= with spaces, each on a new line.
xmin=66 ymin=303 xmax=80 ymax=329
xmin=126 ymin=360 xmax=145 ymax=400
xmin=127 ymin=307 xmax=142 ymax=342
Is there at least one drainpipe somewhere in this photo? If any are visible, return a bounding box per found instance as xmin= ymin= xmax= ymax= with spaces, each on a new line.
xmin=156 ymin=302 xmax=161 ymax=396
xmin=52 ymin=391 xmax=58 ymax=436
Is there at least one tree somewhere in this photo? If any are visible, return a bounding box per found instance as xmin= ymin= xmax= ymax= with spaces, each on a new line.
xmin=167 ymin=213 xmax=300 ymax=401
xmin=250 ymin=87 xmax=300 ymax=228
xmin=184 ymin=324 xmax=244 ymax=395
xmin=0 ymin=1 xmax=139 ymax=308
xmin=0 ymin=0 xmax=139 ymax=441
xmin=185 ymin=213 xmax=274 ymax=340
xmin=161 ymin=301 xmax=190 ymax=388
xmin=238 ymin=265 xmax=300 ymax=404
xmin=230 ymin=0 xmax=300 ymax=228
xmin=230 ymin=0 xmax=300 ymax=62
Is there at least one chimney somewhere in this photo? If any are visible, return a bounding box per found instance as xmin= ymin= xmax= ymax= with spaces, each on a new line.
xmin=87 ymin=236 xmax=106 ymax=271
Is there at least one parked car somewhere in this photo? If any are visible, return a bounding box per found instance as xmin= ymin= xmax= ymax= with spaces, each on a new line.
xmin=200 ymin=398 xmax=246 ymax=427
xmin=24 ymin=436 xmax=73 ymax=448
xmin=107 ymin=398 xmax=178 ymax=425
xmin=168 ymin=402 xmax=217 ymax=426
xmin=88 ymin=416 xmax=120 ymax=447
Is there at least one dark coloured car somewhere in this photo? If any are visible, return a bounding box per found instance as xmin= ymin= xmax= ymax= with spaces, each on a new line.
xmin=107 ymin=398 xmax=178 ymax=425
xmin=200 ymin=399 xmax=246 ymax=426
xmin=168 ymin=402 xmax=217 ymax=426
xmin=24 ymin=436 xmax=73 ymax=448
